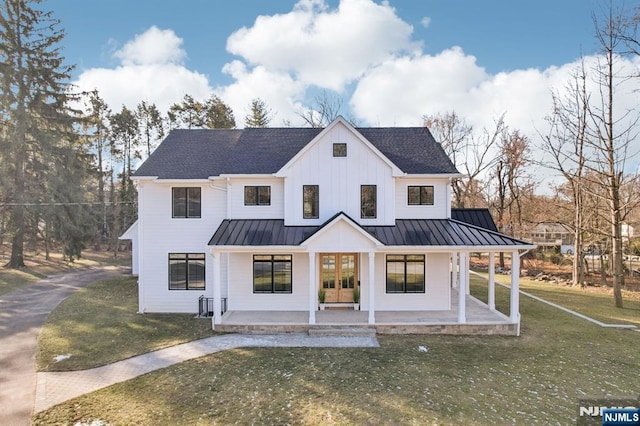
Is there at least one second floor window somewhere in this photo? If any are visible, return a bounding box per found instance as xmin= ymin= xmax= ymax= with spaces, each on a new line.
xmin=244 ymin=186 xmax=271 ymax=206
xmin=408 ymin=185 xmax=434 ymax=206
xmin=303 ymin=185 xmax=319 ymax=219
xmin=361 ymin=185 xmax=377 ymax=218
xmin=172 ymin=187 xmax=201 ymax=218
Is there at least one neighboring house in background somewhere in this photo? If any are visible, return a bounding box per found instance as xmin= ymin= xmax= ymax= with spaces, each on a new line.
xmin=621 ymin=223 xmax=636 ymax=243
xmin=523 ymin=222 xmax=574 ymax=254
xmin=122 ymin=117 xmax=534 ymax=335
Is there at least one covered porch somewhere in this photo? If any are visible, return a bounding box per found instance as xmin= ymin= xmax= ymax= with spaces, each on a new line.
xmin=214 ymin=289 xmax=518 ymax=335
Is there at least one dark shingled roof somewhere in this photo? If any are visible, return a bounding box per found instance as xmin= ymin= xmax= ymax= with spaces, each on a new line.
xmin=208 ymin=217 xmax=531 ymax=247
xmin=134 ymin=126 xmax=458 ymax=179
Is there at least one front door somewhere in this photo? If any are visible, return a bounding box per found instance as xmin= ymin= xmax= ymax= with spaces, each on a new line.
xmin=320 ymin=253 xmax=358 ymax=303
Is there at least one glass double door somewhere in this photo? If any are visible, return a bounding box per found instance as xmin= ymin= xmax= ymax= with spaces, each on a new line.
xmin=320 ymin=253 xmax=357 ymax=303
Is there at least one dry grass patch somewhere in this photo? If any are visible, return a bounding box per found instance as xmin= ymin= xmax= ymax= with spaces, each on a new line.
xmin=0 ymin=250 xmax=131 ymax=296
xmin=37 ymin=276 xmax=216 ymax=371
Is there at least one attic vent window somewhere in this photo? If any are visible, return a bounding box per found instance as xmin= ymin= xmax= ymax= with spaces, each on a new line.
xmin=333 ymin=143 xmax=347 ymax=157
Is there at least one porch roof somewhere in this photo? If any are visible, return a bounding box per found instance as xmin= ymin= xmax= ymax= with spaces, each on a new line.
xmin=208 ymin=216 xmax=532 ymax=248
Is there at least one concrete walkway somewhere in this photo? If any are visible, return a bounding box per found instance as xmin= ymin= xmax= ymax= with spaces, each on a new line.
xmin=34 ymin=333 xmax=379 ymax=413
xmin=0 ymin=265 xmax=129 ymax=426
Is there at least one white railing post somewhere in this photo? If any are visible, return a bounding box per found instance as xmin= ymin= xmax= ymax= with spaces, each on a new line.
xmin=510 ymin=251 xmax=520 ymax=323
xmin=488 ymin=251 xmax=495 ymax=311
xmin=308 ymin=252 xmax=316 ymax=325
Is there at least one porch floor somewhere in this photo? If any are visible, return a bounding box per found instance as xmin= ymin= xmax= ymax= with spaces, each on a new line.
xmin=217 ymin=290 xmax=517 ymax=335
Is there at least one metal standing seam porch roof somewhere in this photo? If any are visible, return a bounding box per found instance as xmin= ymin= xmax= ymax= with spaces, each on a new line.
xmin=208 ymin=216 xmax=532 ymax=248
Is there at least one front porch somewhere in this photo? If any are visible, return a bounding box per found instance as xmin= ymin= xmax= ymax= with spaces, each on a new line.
xmin=215 ymin=290 xmax=518 ymax=335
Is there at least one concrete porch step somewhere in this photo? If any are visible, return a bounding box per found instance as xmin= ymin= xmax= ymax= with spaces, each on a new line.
xmin=308 ymin=326 xmax=377 ymax=337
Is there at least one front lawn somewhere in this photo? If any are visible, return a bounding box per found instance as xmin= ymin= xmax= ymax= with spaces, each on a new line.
xmin=33 ymin=275 xmax=639 ymax=425
xmin=472 ymin=271 xmax=640 ymax=327
xmin=37 ymin=276 xmax=216 ymax=371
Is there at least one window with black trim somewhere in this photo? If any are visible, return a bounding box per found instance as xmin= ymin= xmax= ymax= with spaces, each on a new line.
xmin=386 ymin=254 xmax=425 ymax=293
xmin=253 ymin=255 xmax=292 ymax=293
xmin=172 ymin=187 xmax=201 ymax=218
xmin=169 ymin=253 xmax=205 ymax=290
xmin=361 ymin=185 xmax=377 ymax=218
xmin=303 ymin=185 xmax=319 ymax=219
xmin=408 ymin=185 xmax=434 ymax=205
xmin=244 ymin=186 xmax=271 ymax=206
xmin=333 ymin=143 xmax=347 ymax=157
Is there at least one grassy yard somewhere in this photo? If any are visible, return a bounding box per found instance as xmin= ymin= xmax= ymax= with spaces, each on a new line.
xmin=474 ymin=272 xmax=640 ymax=328
xmin=37 ymin=276 xmax=216 ymax=371
xmin=0 ymin=250 xmax=131 ymax=296
xmin=33 ymin=275 xmax=639 ymax=425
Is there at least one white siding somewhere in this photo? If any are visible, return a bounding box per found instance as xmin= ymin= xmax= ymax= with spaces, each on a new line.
xmin=366 ymin=252 xmax=450 ymax=311
xmin=227 ymin=253 xmax=310 ymax=311
xmin=138 ymin=180 xmax=227 ymax=313
xmin=282 ymin=123 xmax=395 ymax=226
xmin=227 ymin=177 xmax=284 ymax=219
xmin=394 ymin=178 xmax=449 ymax=219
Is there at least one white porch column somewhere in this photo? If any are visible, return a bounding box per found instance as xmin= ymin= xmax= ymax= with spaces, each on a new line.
xmin=368 ymin=251 xmax=375 ymax=324
xmin=451 ymin=252 xmax=459 ymax=288
xmin=212 ymin=251 xmax=222 ymax=329
xmin=308 ymin=252 xmax=316 ymax=324
xmin=464 ymin=253 xmax=471 ymax=295
xmin=458 ymin=251 xmax=467 ymax=323
xmin=510 ymin=250 xmax=520 ymax=323
xmin=488 ymin=251 xmax=496 ymax=311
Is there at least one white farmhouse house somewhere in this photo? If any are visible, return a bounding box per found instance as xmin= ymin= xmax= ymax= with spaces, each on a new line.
xmin=122 ymin=117 xmax=534 ymax=335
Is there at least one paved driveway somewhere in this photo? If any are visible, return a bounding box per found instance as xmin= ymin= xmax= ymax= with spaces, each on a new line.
xmin=0 ymin=266 xmax=128 ymax=426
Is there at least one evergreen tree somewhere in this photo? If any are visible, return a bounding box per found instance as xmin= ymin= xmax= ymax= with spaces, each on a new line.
xmin=203 ymin=95 xmax=235 ymax=128
xmin=109 ymin=106 xmax=138 ymax=246
xmin=168 ymin=94 xmax=235 ymax=129
xmin=244 ymin=98 xmax=272 ymax=128
xmin=136 ymin=100 xmax=164 ymax=157
xmin=0 ymin=0 xmax=82 ymax=267
xmin=83 ymin=90 xmax=111 ymax=244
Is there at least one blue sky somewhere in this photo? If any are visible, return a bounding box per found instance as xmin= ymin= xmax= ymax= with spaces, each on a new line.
xmin=48 ymin=0 xmax=636 ymax=138
xmin=55 ymin=0 xmax=599 ymax=79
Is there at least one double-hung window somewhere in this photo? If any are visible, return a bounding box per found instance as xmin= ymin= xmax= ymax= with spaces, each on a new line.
xmin=408 ymin=185 xmax=434 ymax=206
xmin=361 ymin=185 xmax=377 ymax=218
xmin=244 ymin=186 xmax=271 ymax=206
xmin=303 ymin=185 xmax=319 ymax=219
xmin=172 ymin=187 xmax=201 ymax=218
xmin=253 ymin=255 xmax=292 ymax=293
xmin=386 ymin=255 xmax=425 ymax=293
xmin=169 ymin=253 xmax=205 ymax=290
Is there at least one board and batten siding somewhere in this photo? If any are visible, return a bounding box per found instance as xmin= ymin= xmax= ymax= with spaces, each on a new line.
xmin=226 ymin=253 xmax=310 ymax=311
xmin=137 ymin=180 xmax=227 ymax=313
xmin=370 ymin=252 xmax=450 ymax=311
xmin=282 ymin=123 xmax=395 ymax=226
xmin=226 ymin=177 xmax=284 ymax=219
xmin=394 ymin=177 xmax=450 ymax=219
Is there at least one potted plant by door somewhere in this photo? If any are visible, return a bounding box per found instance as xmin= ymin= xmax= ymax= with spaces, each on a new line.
xmin=318 ymin=288 xmax=326 ymax=310
xmin=352 ymin=286 xmax=360 ymax=311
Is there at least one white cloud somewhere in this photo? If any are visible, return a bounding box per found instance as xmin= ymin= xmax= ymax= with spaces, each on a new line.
xmin=226 ymin=0 xmax=418 ymax=92
xmin=114 ymin=26 xmax=186 ymax=66
xmin=421 ymin=16 xmax=431 ymax=28
xmin=216 ymin=61 xmax=307 ymax=126
xmin=73 ymin=27 xmax=211 ymax=113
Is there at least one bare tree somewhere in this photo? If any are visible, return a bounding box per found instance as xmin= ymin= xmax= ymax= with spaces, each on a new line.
xmin=423 ymin=112 xmax=504 ymax=208
xmin=583 ymin=4 xmax=640 ymax=307
xmin=491 ymin=127 xmax=532 ymax=267
xmin=541 ymin=61 xmax=589 ymax=286
xmin=298 ymin=90 xmax=343 ymax=128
